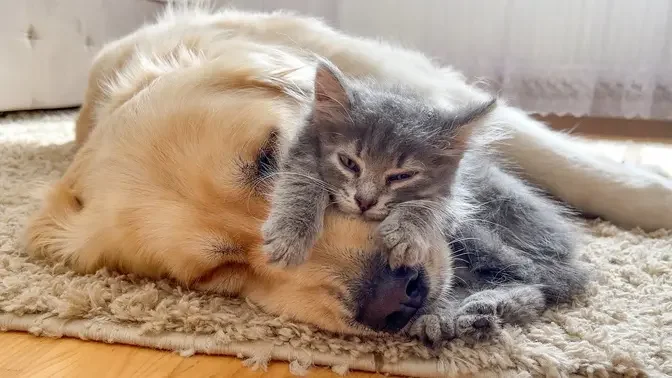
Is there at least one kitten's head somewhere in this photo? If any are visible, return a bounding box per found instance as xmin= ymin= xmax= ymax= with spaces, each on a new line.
xmin=307 ymin=60 xmax=497 ymax=220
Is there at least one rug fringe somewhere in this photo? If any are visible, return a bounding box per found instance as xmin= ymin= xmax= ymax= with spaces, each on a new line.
xmin=0 ymin=314 xmax=449 ymax=377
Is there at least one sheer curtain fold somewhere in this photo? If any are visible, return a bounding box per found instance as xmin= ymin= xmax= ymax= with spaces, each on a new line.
xmin=227 ymin=0 xmax=672 ymax=120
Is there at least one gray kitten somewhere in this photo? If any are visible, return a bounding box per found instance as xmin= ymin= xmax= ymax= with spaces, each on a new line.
xmin=261 ymin=61 xmax=496 ymax=268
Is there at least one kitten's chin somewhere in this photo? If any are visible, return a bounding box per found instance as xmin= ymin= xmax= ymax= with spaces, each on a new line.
xmin=335 ymin=201 xmax=361 ymax=216
xmin=334 ymin=201 xmax=388 ymax=221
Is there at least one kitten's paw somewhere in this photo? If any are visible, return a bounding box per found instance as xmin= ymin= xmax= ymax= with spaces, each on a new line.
xmin=454 ymin=300 xmax=501 ymax=343
xmin=261 ymin=218 xmax=312 ymax=268
xmin=378 ymin=221 xmax=430 ymax=269
xmin=408 ymin=314 xmax=456 ymax=348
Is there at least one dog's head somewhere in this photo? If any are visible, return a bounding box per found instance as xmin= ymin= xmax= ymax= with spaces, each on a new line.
xmin=29 ymin=54 xmax=454 ymax=336
xmin=242 ymin=213 xmax=453 ymax=335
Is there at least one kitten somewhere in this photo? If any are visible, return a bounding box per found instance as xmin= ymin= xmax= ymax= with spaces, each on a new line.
xmin=262 ymin=60 xmax=496 ymax=268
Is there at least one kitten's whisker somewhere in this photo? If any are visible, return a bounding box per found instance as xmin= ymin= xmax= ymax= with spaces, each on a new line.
xmin=450 ymin=274 xmax=469 ymax=287
xmin=265 ymin=171 xmax=340 ymax=195
xmin=271 ymin=171 xmax=338 ymax=191
xmin=244 ymin=177 xmax=274 ymax=212
xmin=449 ymin=237 xmax=482 ymax=244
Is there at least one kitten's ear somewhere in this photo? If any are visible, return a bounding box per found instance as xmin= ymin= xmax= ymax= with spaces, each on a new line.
xmin=312 ymin=60 xmax=351 ymax=126
xmin=439 ymin=97 xmax=498 ymax=153
xmin=449 ymin=98 xmax=497 ymax=129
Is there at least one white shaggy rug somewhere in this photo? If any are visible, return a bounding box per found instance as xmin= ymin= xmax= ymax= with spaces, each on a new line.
xmin=0 ymin=110 xmax=670 ymax=377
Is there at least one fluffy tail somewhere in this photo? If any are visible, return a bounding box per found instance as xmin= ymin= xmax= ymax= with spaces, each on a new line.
xmin=493 ymin=105 xmax=672 ymax=231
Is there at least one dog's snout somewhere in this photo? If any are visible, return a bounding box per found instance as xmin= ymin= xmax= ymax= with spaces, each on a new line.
xmin=356 ymin=267 xmax=428 ymax=332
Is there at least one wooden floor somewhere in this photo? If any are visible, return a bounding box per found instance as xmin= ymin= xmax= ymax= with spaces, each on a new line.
xmin=2 ymin=117 xmax=671 ymax=378
xmin=0 ymin=332 xmax=387 ymax=378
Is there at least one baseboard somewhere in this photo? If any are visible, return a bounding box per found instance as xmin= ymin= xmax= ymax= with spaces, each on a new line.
xmin=534 ymin=114 xmax=672 ymax=142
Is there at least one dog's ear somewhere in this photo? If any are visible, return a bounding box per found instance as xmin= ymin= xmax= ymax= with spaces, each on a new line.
xmin=437 ymin=98 xmax=498 ymax=155
xmin=311 ymin=60 xmax=351 ymax=127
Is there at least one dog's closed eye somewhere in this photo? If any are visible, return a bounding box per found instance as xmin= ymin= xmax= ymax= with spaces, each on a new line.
xmin=240 ymin=129 xmax=280 ymax=192
xmin=256 ymin=129 xmax=279 ymax=179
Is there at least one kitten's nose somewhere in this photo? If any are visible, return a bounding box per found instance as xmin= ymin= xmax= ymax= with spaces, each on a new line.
xmin=355 ymin=195 xmax=377 ymax=212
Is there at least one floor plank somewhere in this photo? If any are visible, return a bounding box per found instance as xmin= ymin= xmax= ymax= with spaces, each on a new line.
xmin=0 ymin=332 xmax=386 ymax=378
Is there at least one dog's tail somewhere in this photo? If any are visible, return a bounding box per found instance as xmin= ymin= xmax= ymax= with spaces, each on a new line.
xmin=492 ymin=105 xmax=672 ymax=231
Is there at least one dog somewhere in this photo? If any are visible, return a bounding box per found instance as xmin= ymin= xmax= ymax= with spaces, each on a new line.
xmin=24 ymin=3 xmax=672 ymax=341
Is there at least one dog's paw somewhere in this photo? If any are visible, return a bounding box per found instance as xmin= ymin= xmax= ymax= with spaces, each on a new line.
xmin=454 ymin=300 xmax=501 ymax=343
xmin=378 ymin=220 xmax=430 ymax=269
xmin=408 ymin=314 xmax=455 ymax=348
xmin=261 ymin=218 xmax=312 ymax=268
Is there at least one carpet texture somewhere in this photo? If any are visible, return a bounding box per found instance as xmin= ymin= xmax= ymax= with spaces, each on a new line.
xmin=1 ymin=111 xmax=670 ymax=378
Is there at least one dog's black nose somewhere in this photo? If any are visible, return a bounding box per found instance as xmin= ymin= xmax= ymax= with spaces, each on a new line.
xmin=356 ymin=267 xmax=428 ymax=332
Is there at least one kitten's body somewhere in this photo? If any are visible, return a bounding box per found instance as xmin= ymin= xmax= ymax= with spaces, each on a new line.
xmin=262 ymin=62 xmax=495 ymax=268
xmin=411 ymin=151 xmax=588 ymax=344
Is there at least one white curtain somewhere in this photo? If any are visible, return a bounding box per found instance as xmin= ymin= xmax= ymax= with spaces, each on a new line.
xmin=223 ymin=0 xmax=672 ymax=121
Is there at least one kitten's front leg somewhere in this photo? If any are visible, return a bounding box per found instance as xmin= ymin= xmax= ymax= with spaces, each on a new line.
xmin=454 ymin=285 xmax=546 ymax=343
xmin=378 ymin=204 xmax=439 ymax=269
xmin=262 ymin=173 xmax=329 ymax=268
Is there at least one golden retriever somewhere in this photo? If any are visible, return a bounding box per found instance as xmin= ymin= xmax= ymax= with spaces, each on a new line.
xmin=24 ymin=3 xmax=672 ymax=339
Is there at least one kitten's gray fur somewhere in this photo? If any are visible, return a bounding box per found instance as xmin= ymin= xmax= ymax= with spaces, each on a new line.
xmin=262 ymin=60 xmax=496 ymax=268
xmin=409 ymin=151 xmax=589 ymax=345
xmin=262 ymin=60 xmax=588 ymax=344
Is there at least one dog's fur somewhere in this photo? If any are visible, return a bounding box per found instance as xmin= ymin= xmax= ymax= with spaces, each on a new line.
xmin=24 ymin=3 xmax=672 ymax=339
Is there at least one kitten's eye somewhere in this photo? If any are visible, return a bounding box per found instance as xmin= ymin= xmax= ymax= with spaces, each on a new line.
xmin=386 ymin=172 xmax=416 ymax=184
xmin=338 ymin=153 xmax=360 ymax=174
